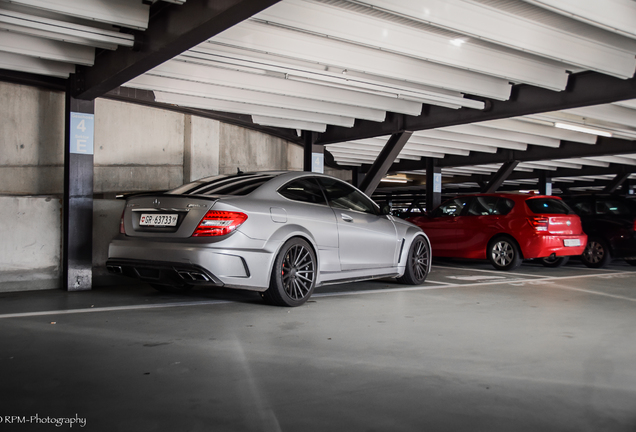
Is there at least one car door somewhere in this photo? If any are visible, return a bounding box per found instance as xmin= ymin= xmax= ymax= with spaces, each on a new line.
xmin=317 ymin=177 xmax=398 ymax=271
xmin=277 ymin=177 xmax=341 ymax=273
xmin=454 ymin=196 xmax=510 ymax=259
xmin=422 ymin=198 xmax=468 ymax=256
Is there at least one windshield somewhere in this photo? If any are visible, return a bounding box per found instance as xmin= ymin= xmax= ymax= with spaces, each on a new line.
xmin=526 ymin=198 xmax=573 ymax=215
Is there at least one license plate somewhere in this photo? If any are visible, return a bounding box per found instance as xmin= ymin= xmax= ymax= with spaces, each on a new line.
xmin=564 ymin=239 xmax=580 ymax=247
xmin=139 ymin=214 xmax=178 ymax=227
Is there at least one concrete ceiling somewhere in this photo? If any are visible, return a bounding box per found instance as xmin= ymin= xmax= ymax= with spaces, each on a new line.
xmin=1 ymin=0 xmax=636 ymax=192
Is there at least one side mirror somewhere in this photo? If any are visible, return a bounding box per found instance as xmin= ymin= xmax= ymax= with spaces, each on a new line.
xmin=381 ymin=204 xmax=391 ymax=215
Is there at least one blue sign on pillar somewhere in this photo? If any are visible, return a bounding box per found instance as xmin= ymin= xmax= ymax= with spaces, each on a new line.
xmin=312 ymin=153 xmax=324 ymax=173
xmin=433 ymin=172 xmax=442 ymax=193
xmin=70 ymin=112 xmax=95 ymax=155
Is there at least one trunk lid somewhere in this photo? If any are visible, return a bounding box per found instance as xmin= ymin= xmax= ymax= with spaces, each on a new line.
xmin=122 ymin=194 xmax=217 ymax=238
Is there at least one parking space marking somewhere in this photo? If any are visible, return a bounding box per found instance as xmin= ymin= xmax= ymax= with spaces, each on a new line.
xmin=0 ymin=299 xmax=231 ymax=319
xmin=432 ymin=264 xmax=549 ymax=279
xmin=0 ymin=270 xmax=633 ymax=319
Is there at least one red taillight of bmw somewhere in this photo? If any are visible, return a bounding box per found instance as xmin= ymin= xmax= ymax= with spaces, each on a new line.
xmin=192 ymin=211 xmax=248 ymax=237
xmin=528 ymin=216 xmax=549 ymax=232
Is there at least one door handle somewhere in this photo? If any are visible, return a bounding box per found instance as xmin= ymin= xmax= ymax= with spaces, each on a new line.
xmin=341 ymin=214 xmax=354 ymax=222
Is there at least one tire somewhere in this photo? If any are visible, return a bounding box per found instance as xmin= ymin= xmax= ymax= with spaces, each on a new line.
xmin=263 ymin=238 xmax=317 ymax=307
xmin=397 ymin=236 xmax=430 ymax=285
xmin=540 ymin=256 xmax=570 ymax=268
xmin=487 ymin=236 xmax=522 ymax=271
xmin=581 ymin=238 xmax=611 ymax=268
xmin=625 ymin=259 xmax=636 ymax=267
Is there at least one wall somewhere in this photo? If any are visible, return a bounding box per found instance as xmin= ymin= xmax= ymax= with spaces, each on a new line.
xmin=0 ymin=196 xmax=62 ymax=292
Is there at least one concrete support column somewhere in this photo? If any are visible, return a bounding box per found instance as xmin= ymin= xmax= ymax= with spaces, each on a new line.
xmin=538 ymin=171 xmax=552 ymax=195
xmin=426 ymin=158 xmax=442 ymax=214
xmin=63 ymin=91 xmax=94 ymax=291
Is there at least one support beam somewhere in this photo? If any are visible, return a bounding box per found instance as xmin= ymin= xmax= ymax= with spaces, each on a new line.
xmin=317 ymin=72 xmax=636 ymax=145
xmin=426 ymin=158 xmax=442 ymax=213
xmin=389 ymin=136 xmax=636 ymax=173
xmin=71 ymin=0 xmax=281 ymax=100
xmin=538 ymin=171 xmax=552 ymax=195
xmin=481 ymin=161 xmax=519 ymax=193
xmin=359 ymin=132 xmax=412 ymax=196
xmin=63 ymin=88 xmax=95 ymax=291
xmin=603 ymin=173 xmax=631 ymax=193
xmin=303 ymin=130 xmax=314 ymax=172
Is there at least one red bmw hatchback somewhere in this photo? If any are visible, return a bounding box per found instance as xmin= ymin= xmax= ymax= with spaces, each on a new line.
xmin=407 ymin=193 xmax=587 ymax=270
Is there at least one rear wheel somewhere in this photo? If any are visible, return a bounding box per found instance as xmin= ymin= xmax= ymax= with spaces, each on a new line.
xmin=540 ymin=256 xmax=570 ymax=268
xmin=397 ymin=236 xmax=430 ymax=285
xmin=487 ymin=236 xmax=522 ymax=271
xmin=263 ymin=238 xmax=316 ymax=307
xmin=581 ymin=238 xmax=611 ymax=268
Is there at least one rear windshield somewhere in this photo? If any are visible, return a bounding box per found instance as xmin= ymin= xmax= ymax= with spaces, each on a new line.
xmin=166 ymin=173 xmax=277 ymax=196
xmin=525 ymin=198 xmax=573 ymax=215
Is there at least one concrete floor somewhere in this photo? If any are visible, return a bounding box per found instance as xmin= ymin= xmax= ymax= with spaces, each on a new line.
xmin=1 ymin=259 xmax=635 ymax=432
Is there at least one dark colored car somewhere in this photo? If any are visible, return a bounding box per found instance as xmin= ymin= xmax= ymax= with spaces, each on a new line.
xmin=406 ymin=193 xmax=587 ymax=271
xmin=562 ymin=194 xmax=636 ymax=268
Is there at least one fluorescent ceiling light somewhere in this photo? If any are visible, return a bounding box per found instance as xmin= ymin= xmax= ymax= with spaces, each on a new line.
xmin=554 ymin=122 xmax=612 ymax=137
xmin=381 ymin=179 xmax=408 ymax=183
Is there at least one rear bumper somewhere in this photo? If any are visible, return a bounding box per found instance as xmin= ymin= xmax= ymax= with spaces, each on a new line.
xmin=519 ymin=234 xmax=587 ymax=259
xmin=106 ymin=259 xmax=224 ymax=287
xmin=107 ymin=234 xmax=278 ymax=291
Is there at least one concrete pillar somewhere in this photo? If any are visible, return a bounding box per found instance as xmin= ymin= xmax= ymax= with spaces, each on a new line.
xmin=63 ymin=92 xmax=94 ymax=291
xmin=426 ymin=158 xmax=442 ymax=214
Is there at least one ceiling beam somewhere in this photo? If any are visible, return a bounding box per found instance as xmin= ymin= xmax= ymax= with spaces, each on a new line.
xmin=317 ymin=71 xmax=636 ymax=145
xmin=71 ymin=0 xmax=281 ymax=100
xmin=387 ymin=136 xmax=636 ymax=172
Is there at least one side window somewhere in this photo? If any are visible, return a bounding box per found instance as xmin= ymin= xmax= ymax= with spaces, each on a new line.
xmin=467 ymin=197 xmax=500 ymax=216
xmin=317 ymin=178 xmax=378 ymax=215
xmin=278 ymin=178 xmax=327 ymax=205
xmin=570 ymin=200 xmax=593 ymax=216
xmin=431 ymin=198 xmax=467 ymax=217
xmin=597 ymin=199 xmax=630 ymax=216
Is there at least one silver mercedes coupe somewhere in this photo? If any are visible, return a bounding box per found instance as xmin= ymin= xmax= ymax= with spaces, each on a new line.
xmin=107 ymin=171 xmax=431 ymax=306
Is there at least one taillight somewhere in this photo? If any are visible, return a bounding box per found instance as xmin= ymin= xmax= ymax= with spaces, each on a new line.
xmin=633 ymin=218 xmax=636 ymax=231
xmin=119 ymin=208 xmax=126 ymax=234
xmin=192 ymin=211 xmax=248 ymax=237
xmin=528 ymin=216 xmax=549 ymax=232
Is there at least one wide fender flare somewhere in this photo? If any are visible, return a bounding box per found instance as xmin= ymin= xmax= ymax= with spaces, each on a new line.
xmin=263 ymin=224 xmax=321 ymax=279
xmin=398 ymin=227 xmax=432 ymax=277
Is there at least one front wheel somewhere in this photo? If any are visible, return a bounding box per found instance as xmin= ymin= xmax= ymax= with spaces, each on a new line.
xmin=540 ymin=256 xmax=570 ymax=268
xmin=397 ymin=236 xmax=430 ymax=285
xmin=487 ymin=236 xmax=522 ymax=271
xmin=581 ymin=238 xmax=611 ymax=268
xmin=262 ymin=238 xmax=317 ymax=307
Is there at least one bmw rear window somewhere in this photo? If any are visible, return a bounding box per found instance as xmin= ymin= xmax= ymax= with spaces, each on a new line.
xmin=526 ymin=198 xmax=573 ymax=215
xmin=166 ymin=173 xmax=277 ymax=196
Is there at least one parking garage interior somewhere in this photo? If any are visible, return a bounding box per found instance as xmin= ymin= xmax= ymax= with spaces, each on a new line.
xmin=1 ymin=0 xmax=636 ymax=430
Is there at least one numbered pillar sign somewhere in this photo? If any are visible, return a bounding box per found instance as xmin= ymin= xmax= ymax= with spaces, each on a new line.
xmin=312 ymin=153 xmax=324 ymax=173
xmin=70 ymin=112 xmax=95 ymax=155
xmin=433 ymin=172 xmax=442 ymax=193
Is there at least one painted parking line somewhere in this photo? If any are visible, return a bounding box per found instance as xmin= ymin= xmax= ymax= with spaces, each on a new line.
xmin=0 ymin=271 xmax=633 ymax=319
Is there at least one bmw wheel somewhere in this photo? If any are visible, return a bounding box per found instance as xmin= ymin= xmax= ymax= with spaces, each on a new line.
xmin=397 ymin=236 xmax=430 ymax=285
xmin=263 ymin=238 xmax=317 ymax=307
xmin=540 ymin=255 xmax=570 ymax=268
xmin=487 ymin=236 xmax=522 ymax=271
xmin=581 ymin=238 xmax=611 ymax=268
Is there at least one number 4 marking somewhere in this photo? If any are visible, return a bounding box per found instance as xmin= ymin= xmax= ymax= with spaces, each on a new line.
xmin=76 ymin=119 xmax=86 ymax=133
